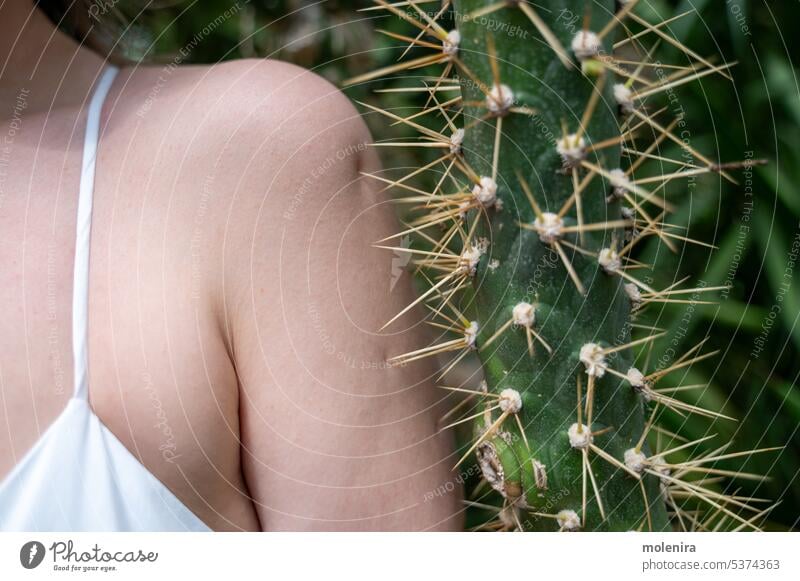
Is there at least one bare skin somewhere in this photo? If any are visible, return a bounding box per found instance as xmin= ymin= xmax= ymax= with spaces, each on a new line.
xmin=0 ymin=2 xmax=461 ymax=531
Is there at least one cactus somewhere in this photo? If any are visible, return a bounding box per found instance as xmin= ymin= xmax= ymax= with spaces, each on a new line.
xmin=351 ymin=0 xmax=774 ymax=531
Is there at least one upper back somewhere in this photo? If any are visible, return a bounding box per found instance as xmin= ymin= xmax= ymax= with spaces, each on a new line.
xmin=0 ymin=58 xmax=335 ymax=531
xmin=0 ymin=56 xmax=461 ymax=532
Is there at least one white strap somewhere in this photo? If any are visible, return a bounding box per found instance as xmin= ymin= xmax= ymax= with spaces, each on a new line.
xmin=72 ymin=66 xmax=118 ymax=400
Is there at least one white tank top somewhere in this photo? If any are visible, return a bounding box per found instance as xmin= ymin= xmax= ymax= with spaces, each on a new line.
xmin=0 ymin=66 xmax=211 ymax=532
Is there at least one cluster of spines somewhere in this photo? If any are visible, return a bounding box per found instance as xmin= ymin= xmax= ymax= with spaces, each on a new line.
xmin=350 ymin=0 xmax=775 ymax=531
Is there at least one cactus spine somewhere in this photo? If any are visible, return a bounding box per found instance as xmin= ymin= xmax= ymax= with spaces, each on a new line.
xmin=355 ymin=0 xmax=773 ymax=531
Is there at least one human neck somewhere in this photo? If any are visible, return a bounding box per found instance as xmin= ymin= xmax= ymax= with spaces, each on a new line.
xmin=0 ymin=1 xmax=103 ymax=98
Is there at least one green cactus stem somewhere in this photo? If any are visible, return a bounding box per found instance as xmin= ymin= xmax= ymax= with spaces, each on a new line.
xmin=356 ymin=0 xmax=773 ymax=532
xmin=451 ymin=0 xmax=668 ymax=531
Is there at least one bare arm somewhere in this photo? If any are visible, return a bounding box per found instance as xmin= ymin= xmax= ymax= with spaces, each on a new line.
xmin=219 ymin=61 xmax=462 ymax=531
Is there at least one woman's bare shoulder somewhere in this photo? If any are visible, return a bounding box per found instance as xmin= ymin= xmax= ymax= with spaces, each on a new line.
xmin=123 ymin=58 xmax=366 ymax=151
xmin=114 ymin=58 xmax=370 ymax=216
xmin=107 ymin=57 xmax=377 ymax=299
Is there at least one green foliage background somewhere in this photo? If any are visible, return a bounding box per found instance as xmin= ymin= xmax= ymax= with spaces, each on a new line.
xmin=107 ymin=0 xmax=799 ymax=530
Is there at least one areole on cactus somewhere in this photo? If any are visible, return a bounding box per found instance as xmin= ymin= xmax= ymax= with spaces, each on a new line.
xmin=350 ymin=0 xmax=774 ymax=531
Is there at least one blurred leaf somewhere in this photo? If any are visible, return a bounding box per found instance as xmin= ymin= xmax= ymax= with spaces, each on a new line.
xmin=753 ymin=208 xmax=800 ymax=352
